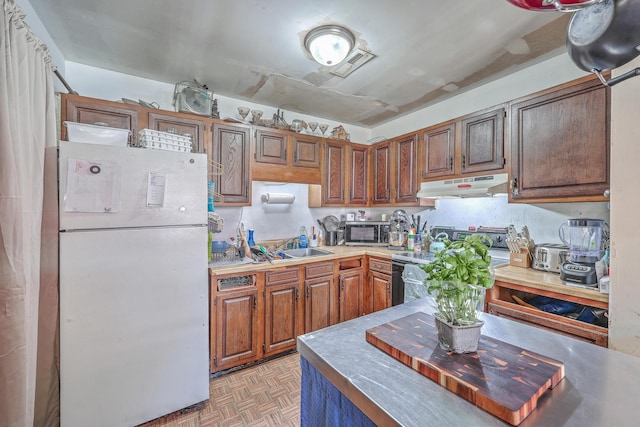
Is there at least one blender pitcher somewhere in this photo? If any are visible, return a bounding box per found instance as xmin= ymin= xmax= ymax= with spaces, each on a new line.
xmin=559 ymin=218 xmax=605 ymax=263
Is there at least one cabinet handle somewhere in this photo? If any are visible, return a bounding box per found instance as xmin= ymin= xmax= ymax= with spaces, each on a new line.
xmin=462 ymin=155 xmax=466 ymax=169
xmin=449 ymin=157 xmax=453 ymax=170
xmin=295 ymin=288 xmax=300 ymax=300
xmin=306 ymin=286 xmax=310 ymax=298
xmin=253 ymin=295 xmax=257 ymax=310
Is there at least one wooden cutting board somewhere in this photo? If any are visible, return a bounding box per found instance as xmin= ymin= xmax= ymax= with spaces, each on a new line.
xmin=365 ymin=312 xmax=565 ymax=426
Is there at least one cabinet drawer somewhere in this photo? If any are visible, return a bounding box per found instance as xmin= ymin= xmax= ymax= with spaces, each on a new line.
xmin=305 ymin=262 xmax=335 ymax=279
xmin=487 ymin=301 xmax=608 ymax=347
xmin=266 ymin=268 xmax=300 ymax=286
xmin=369 ymin=258 xmax=391 ymax=274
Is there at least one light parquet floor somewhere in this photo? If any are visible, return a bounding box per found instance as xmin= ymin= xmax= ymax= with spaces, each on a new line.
xmin=140 ymin=352 xmax=302 ymax=427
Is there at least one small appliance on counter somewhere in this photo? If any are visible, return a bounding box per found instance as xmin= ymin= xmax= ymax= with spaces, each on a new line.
xmin=388 ymin=209 xmax=411 ymax=250
xmin=532 ymin=243 xmax=570 ymax=274
xmin=344 ymin=221 xmax=389 ymax=246
xmin=559 ymin=218 xmax=607 ymax=287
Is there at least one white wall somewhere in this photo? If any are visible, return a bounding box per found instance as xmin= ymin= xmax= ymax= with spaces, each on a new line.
xmin=609 ymin=57 xmax=640 ymax=356
xmin=63 ymin=62 xmax=373 ymax=143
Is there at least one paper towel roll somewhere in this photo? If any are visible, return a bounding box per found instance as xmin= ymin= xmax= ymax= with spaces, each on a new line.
xmin=261 ymin=192 xmax=295 ymax=204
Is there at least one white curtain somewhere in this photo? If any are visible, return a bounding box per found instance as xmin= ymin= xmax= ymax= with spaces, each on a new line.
xmin=0 ymin=1 xmax=59 ymax=426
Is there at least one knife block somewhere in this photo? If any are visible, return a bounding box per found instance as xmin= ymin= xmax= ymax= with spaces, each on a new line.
xmin=510 ymin=249 xmax=531 ymax=268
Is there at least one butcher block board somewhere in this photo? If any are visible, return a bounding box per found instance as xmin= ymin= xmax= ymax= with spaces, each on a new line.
xmin=366 ymin=312 xmax=565 ymax=426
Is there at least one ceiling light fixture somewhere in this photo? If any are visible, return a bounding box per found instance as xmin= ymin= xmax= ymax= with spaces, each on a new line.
xmin=304 ymin=25 xmax=355 ymax=66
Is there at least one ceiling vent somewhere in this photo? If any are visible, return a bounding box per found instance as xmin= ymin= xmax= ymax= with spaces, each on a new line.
xmin=330 ymin=48 xmax=376 ymax=78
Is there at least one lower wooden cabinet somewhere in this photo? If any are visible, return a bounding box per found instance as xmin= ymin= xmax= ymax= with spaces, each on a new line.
xmin=304 ymin=262 xmax=335 ymax=333
xmin=367 ymin=257 xmax=392 ymax=314
xmin=212 ymin=285 xmax=260 ymax=371
xmin=264 ymin=268 xmax=303 ymax=356
xmin=339 ymin=268 xmax=363 ymax=322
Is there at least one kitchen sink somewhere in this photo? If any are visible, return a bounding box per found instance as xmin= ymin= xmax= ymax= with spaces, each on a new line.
xmin=282 ymin=248 xmax=334 ymax=258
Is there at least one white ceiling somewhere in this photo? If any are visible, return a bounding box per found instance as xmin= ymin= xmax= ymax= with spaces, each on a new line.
xmin=27 ymin=0 xmax=571 ymax=127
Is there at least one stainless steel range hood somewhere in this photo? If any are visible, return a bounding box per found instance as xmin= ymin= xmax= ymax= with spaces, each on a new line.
xmin=416 ymin=173 xmax=509 ymax=199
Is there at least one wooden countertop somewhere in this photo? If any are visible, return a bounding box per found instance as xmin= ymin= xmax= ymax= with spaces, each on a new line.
xmin=208 ymin=245 xmax=396 ymax=276
xmin=494 ymin=264 xmax=608 ymax=304
xmin=209 ymin=247 xmax=609 ymax=305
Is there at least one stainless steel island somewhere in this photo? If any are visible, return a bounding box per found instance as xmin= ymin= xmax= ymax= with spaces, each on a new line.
xmin=297 ymin=298 xmax=639 ymax=426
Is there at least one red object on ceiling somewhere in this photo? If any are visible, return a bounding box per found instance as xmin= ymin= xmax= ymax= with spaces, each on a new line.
xmin=506 ymin=0 xmax=603 ymax=11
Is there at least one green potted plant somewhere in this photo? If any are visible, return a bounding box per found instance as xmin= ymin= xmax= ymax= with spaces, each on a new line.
xmin=420 ymin=234 xmax=495 ymax=353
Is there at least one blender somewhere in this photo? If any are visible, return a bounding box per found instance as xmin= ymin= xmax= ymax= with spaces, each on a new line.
xmin=388 ymin=209 xmax=410 ymax=250
xmin=559 ymin=218 xmax=606 ymax=286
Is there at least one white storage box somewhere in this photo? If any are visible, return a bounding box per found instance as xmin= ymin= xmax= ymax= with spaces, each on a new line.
xmin=138 ymin=129 xmax=193 ymax=152
xmin=64 ymin=121 xmax=131 ymax=146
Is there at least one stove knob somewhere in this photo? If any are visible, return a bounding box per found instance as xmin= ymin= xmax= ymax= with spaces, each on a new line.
xmin=494 ymin=235 xmax=503 ymax=243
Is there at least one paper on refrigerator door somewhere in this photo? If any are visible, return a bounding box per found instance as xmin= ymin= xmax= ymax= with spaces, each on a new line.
xmin=65 ymin=159 xmax=121 ymax=213
xmin=146 ymin=171 xmax=166 ymax=207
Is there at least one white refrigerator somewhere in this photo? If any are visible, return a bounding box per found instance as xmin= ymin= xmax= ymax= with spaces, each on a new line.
xmin=55 ymin=141 xmax=209 ymax=426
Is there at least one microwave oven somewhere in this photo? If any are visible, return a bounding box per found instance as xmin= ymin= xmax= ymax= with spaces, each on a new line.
xmin=344 ymin=221 xmax=389 ymax=246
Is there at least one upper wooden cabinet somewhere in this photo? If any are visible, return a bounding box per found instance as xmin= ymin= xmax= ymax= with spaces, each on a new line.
xmin=509 ymin=76 xmax=610 ymax=202
xmin=460 ymin=107 xmax=505 ymax=174
xmin=394 ymin=134 xmax=419 ymax=204
xmin=323 ymin=140 xmax=346 ymax=205
xmin=293 ymin=134 xmax=322 ymax=168
xmin=421 ymin=123 xmax=455 ymax=179
xmin=210 ymin=123 xmax=251 ymax=205
xmin=148 ymin=112 xmax=206 ymax=153
xmin=348 ymin=144 xmax=368 ymax=205
xmin=371 ymin=141 xmax=391 ymax=205
xmin=62 ymin=95 xmax=140 ymax=146
xmin=254 ymin=128 xmax=287 ymax=165
xmin=251 ymin=130 xmax=322 ymax=184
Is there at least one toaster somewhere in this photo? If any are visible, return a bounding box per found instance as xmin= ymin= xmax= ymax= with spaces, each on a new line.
xmin=532 ymin=243 xmax=570 ymax=274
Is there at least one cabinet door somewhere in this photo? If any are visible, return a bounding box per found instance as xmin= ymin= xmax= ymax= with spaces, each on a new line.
xmin=348 ymin=144 xmax=368 ymax=205
xmin=255 ymin=128 xmax=287 ymax=165
xmin=422 ymin=123 xmax=455 ymax=178
xmin=293 ymin=134 xmax=321 ymax=169
xmin=64 ymin=96 xmax=139 ymax=146
xmin=304 ymin=276 xmax=333 ymax=333
xmin=211 ymin=123 xmax=250 ymax=204
xmin=214 ymin=289 xmax=259 ymax=370
xmin=510 ymin=78 xmax=610 ymax=200
xmin=395 ymin=135 xmax=418 ymax=204
xmin=371 ymin=141 xmax=391 ymax=204
xmin=148 ymin=112 xmax=206 ymax=153
xmin=461 ymin=107 xmax=505 ymax=174
xmin=264 ymin=282 xmax=299 ymax=356
xmin=339 ymin=269 xmax=363 ymax=322
xmin=371 ymin=272 xmax=392 ymax=313
xmin=323 ymin=141 xmax=346 ymax=205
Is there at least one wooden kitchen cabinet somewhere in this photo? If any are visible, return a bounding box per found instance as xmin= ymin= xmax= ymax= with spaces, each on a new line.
xmin=263 ymin=268 xmax=303 ymax=356
xmin=252 ymin=130 xmax=322 ymax=184
xmin=421 ymin=122 xmax=455 ymax=179
xmin=210 ymin=273 xmax=262 ymax=372
xmin=304 ymin=262 xmax=335 ymax=333
xmin=348 ymin=143 xmax=368 ymax=205
xmin=254 ymin=128 xmax=287 ymax=165
xmin=366 ymin=257 xmax=392 ymax=314
xmin=210 ymin=122 xmax=251 ymax=205
xmin=371 ymin=141 xmax=391 ymax=204
xmin=394 ymin=134 xmax=419 ymax=204
xmin=62 ymin=94 xmax=140 ymax=146
xmin=509 ymin=75 xmax=610 ymax=202
xmin=322 ymin=140 xmax=346 ymax=205
xmin=292 ymin=134 xmax=322 ymax=169
xmin=337 ymin=257 xmax=364 ymax=322
xmin=460 ymin=106 xmax=505 ymax=174
xmin=147 ymin=111 xmax=206 ymax=153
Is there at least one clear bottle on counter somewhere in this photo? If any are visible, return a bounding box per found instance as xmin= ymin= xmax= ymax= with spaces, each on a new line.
xmin=407 ymin=228 xmax=415 ymax=252
xmin=317 ymin=229 xmax=324 ymax=247
xmin=414 ymin=232 xmax=422 ymax=253
xmin=299 ymin=226 xmax=308 ymax=249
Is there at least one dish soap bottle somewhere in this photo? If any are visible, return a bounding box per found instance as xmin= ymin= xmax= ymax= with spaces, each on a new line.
xmin=247 ymin=228 xmax=255 ymax=247
xmin=299 ymin=226 xmax=308 ymax=249
xmin=407 ymin=228 xmax=415 ymax=252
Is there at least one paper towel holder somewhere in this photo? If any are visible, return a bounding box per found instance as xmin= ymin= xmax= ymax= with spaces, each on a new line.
xmin=261 ymin=192 xmax=295 ymax=204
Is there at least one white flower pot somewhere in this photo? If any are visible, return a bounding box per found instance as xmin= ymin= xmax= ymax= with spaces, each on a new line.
xmin=434 ymin=314 xmax=484 ymax=354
